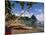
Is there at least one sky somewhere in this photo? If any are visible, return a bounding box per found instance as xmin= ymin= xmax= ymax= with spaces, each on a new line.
xmin=10 ymin=1 xmax=44 ymax=21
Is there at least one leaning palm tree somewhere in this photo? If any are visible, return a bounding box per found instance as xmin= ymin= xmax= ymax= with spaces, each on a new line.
xmin=5 ymin=1 xmax=16 ymax=21
xmin=5 ymin=1 xmax=37 ymax=29
xmin=14 ymin=2 xmax=36 ymax=20
xmin=19 ymin=2 xmax=37 ymax=16
xmin=7 ymin=1 xmax=34 ymax=27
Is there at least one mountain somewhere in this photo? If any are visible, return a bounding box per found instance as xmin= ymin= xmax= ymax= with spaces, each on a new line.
xmin=31 ymin=15 xmax=37 ymax=20
xmin=30 ymin=15 xmax=37 ymax=26
xmin=6 ymin=14 xmax=44 ymax=32
xmin=17 ymin=15 xmax=37 ymax=27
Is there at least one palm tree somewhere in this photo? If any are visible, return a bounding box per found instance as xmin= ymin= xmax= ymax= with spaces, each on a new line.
xmin=19 ymin=2 xmax=37 ymax=16
xmin=5 ymin=1 xmax=11 ymax=14
xmin=5 ymin=1 xmax=16 ymax=21
xmin=5 ymin=1 xmax=37 ymax=28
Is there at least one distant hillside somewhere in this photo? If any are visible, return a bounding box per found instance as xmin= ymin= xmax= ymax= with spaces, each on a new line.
xmin=15 ymin=15 xmax=37 ymax=27
xmin=5 ymin=14 xmax=44 ymax=32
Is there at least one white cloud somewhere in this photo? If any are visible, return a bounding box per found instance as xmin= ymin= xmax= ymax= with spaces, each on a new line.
xmin=34 ymin=8 xmax=43 ymax=21
xmin=39 ymin=9 xmax=42 ymax=13
xmin=20 ymin=10 xmax=33 ymax=18
xmin=15 ymin=13 xmax=20 ymax=16
xmin=35 ymin=9 xmax=37 ymax=11
xmin=35 ymin=9 xmax=42 ymax=13
xmin=36 ymin=13 xmax=44 ymax=21
xmin=21 ymin=10 xmax=24 ymax=13
xmin=30 ymin=12 xmax=33 ymax=16
xmin=21 ymin=13 xmax=24 ymax=17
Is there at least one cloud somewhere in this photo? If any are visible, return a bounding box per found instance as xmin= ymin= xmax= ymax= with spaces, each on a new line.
xmin=15 ymin=13 xmax=20 ymax=16
xmin=36 ymin=13 xmax=44 ymax=21
xmin=20 ymin=10 xmax=33 ymax=18
xmin=34 ymin=8 xmax=43 ymax=21
xmin=35 ymin=9 xmax=37 ymax=11
xmin=35 ymin=9 xmax=42 ymax=13
xmin=38 ymin=9 xmax=42 ymax=13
